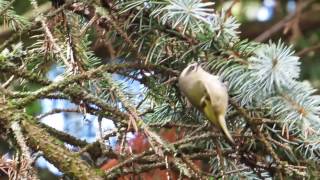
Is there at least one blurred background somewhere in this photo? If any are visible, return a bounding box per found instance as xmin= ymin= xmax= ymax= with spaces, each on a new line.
xmin=1 ymin=0 xmax=320 ymax=179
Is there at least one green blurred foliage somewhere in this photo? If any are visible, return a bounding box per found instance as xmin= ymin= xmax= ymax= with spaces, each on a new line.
xmin=12 ymin=0 xmax=48 ymax=14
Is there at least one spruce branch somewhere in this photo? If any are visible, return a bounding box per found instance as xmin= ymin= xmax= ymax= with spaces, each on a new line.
xmin=99 ymin=74 xmax=201 ymax=178
xmin=7 ymin=62 xmax=177 ymax=107
xmin=0 ymin=100 xmax=104 ymax=179
xmin=10 ymin=121 xmax=39 ymax=180
xmin=152 ymin=0 xmax=214 ymax=33
xmin=0 ymin=0 xmax=72 ymax=51
xmin=0 ymin=0 xmax=29 ymax=31
xmin=0 ymin=0 xmax=15 ymax=17
xmin=248 ymin=40 xmax=300 ymax=94
xmin=0 ymin=61 xmax=51 ymax=86
xmin=230 ymin=99 xmax=307 ymax=177
xmin=37 ymin=121 xmax=88 ymax=148
xmin=209 ymin=9 xmax=240 ymax=41
xmin=104 ymin=132 xmax=236 ymax=179
xmin=37 ymin=108 xmax=81 ymax=119
xmin=2 ymin=1 xmax=320 ymax=179
xmin=29 ymin=0 xmax=73 ymax=71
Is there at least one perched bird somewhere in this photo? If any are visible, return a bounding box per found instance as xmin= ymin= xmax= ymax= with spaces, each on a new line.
xmin=178 ymin=63 xmax=234 ymax=144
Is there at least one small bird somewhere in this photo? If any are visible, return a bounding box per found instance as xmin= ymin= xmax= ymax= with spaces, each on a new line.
xmin=178 ymin=63 xmax=234 ymax=144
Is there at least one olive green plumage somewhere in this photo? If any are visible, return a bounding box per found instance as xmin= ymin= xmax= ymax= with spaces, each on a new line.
xmin=178 ymin=63 xmax=234 ymax=144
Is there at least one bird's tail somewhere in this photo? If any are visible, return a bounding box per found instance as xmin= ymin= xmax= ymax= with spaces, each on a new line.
xmin=218 ymin=115 xmax=235 ymax=144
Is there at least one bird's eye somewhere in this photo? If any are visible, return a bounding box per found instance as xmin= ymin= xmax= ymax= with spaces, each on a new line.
xmin=189 ymin=65 xmax=195 ymax=71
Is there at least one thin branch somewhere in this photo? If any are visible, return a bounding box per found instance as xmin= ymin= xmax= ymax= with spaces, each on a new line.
xmin=37 ymin=108 xmax=81 ymax=119
xmin=11 ymin=121 xmax=39 ymax=180
xmin=29 ymin=0 xmax=72 ymax=69
xmin=0 ymin=100 xmax=104 ymax=179
xmin=254 ymin=0 xmax=314 ymax=42
xmin=229 ymin=99 xmax=306 ymax=177
xmin=0 ymin=0 xmax=15 ymax=16
xmin=296 ymin=43 xmax=320 ymax=56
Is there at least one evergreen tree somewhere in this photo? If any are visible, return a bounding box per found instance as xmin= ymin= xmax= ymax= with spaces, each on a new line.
xmin=0 ymin=0 xmax=319 ymax=179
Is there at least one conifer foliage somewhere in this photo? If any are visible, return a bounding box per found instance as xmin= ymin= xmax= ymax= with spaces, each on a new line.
xmin=0 ymin=0 xmax=319 ymax=179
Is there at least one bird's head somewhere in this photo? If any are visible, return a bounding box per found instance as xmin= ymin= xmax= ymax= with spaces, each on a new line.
xmin=180 ymin=63 xmax=202 ymax=77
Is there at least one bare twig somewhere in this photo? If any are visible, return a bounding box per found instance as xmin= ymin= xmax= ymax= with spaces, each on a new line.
xmin=296 ymin=43 xmax=320 ymax=56
xmin=254 ymin=0 xmax=314 ymax=42
xmin=37 ymin=108 xmax=81 ymax=119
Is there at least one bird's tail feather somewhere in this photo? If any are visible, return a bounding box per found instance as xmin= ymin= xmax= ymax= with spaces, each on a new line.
xmin=218 ymin=115 xmax=235 ymax=144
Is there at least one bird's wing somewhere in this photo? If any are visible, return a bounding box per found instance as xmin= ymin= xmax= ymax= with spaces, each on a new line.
xmin=201 ymin=79 xmax=219 ymax=106
xmin=201 ymin=80 xmax=234 ymax=144
xmin=202 ymin=77 xmax=228 ymax=109
xmin=199 ymin=81 xmax=219 ymax=125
